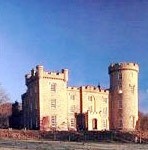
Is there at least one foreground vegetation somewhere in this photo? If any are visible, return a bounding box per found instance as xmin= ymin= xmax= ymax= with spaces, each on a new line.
xmin=0 ymin=129 xmax=148 ymax=144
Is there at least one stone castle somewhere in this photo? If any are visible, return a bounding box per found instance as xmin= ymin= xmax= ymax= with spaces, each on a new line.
xmin=22 ymin=62 xmax=139 ymax=131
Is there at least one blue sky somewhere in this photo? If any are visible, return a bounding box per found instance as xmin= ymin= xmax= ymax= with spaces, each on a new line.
xmin=0 ymin=0 xmax=148 ymax=112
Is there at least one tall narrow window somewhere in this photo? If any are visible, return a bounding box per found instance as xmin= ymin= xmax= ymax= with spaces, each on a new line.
xmin=118 ymin=81 xmax=122 ymax=89
xmin=70 ymin=105 xmax=75 ymax=113
xmin=131 ymin=116 xmax=135 ymax=128
xmin=88 ymin=96 xmax=93 ymax=101
xmin=88 ymin=106 xmax=92 ymax=112
xmin=71 ymin=118 xmax=75 ymax=127
xmin=119 ymin=119 xmax=123 ymax=128
xmin=51 ymin=115 xmax=56 ymax=127
xmin=118 ymin=100 xmax=122 ymax=109
xmin=129 ymin=84 xmax=135 ymax=94
xmin=133 ymin=116 xmax=135 ymax=128
xmin=119 ymin=73 xmax=122 ymax=80
xmin=88 ymin=96 xmax=96 ymax=112
xmin=117 ymin=71 xmax=122 ymax=80
xmin=70 ymin=95 xmax=75 ymax=100
xmin=103 ymin=97 xmax=107 ymax=103
xmin=51 ymin=99 xmax=56 ymax=108
xmin=118 ymin=81 xmax=122 ymax=94
xmin=102 ymin=120 xmax=106 ymax=128
xmin=51 ymin=83 xmax=56 ymax=91
xmin=103 ymin=107 xmax=107 ymax=115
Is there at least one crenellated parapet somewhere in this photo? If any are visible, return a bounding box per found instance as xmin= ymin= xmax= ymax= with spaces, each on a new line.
xmin=67 ymin=86 xmax=79 ymax=91
xmin=108 ymin=62 xmax=139 ymax=74
xmin=80 ymin=86 xmax=109 ymax=93
xmin=25 ymin=65 xmax=69 ymax=86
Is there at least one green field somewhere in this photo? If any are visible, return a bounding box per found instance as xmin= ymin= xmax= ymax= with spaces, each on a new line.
xmin=0 ymin=139 xmax=148 ymax=150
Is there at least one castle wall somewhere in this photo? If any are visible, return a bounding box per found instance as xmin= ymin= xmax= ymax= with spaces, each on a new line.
xmin=80 ymin=86 xmax=109 ymax=130
xmin=37 ymin=66 xmax=68 ymax=131
xmin=23 ymin=71 xmax=39 ymax=129
xmin=67 ymin=87 xmax=80 ymax=130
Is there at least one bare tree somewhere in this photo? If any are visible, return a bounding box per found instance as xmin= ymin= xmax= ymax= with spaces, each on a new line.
xmin=0 ymin=83 xmax=11 ymax=128
xmin=136 ymin=111 xmax=148 ymax=131
xmin=0 ymin=83 xmax=10 ymax=104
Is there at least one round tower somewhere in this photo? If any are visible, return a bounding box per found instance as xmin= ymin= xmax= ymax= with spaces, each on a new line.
xmin=108 ymin=62 xmax=139 ymax=131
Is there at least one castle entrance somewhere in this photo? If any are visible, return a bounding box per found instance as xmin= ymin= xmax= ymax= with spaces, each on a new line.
xmin=92 ymin=118 xmax=97 ymax=130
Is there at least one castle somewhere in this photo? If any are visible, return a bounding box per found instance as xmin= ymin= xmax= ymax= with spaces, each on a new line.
xmin=22 ymin=62 xmax=139 ymax=131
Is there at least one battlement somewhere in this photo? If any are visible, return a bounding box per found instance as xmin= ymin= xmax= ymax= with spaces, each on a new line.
xmin=108 ymin=62 xmax=139 ymax=74
xmin=25 ymin=65 xmax=68 ymax=85
xmin=67 ymin=86 xmax=79 ymax=91
xmin=81 ymin=86 xmax=109 ymax=93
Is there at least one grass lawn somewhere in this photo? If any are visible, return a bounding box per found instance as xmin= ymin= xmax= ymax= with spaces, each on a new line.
xmin=0 ymin=139 xmax=148 ymax=150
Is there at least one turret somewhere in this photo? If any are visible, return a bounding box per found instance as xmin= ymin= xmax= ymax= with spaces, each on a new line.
xmin=36 ymin=65 xmax=44 ymax=78
xmin=108 ymin=62 xmax=139 ymax=130
xmin=62 ymin=69 xmax=68 ymax=82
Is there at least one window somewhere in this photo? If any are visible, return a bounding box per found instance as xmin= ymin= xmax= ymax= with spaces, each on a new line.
xmin=118 ymin=100 xmax=122 ymax=109
xmin=103 ymin=97 xmax=107 ymax=103
xmin=129 ymin=84 xmax=135 ymax=94
xmin=118 ymin=81 xmax=122 ymax=89
xmin=88 ymin=106 xmax=92 ymax=112
xmin=51 ymin=115 xmax=56 ymax=127
xmin=132 ymin=116 xmax=135 ymax=128
xmin=71 ymin=118 xmax=75 ymax=127
xmin=70 ymin=95 xmax=75 ymax=100
xmin=51 ymin=99 xmax=56 ymax=108
xmin=118 ymin=81 xmax=122 ymax=94
xmin=103 ymin=107 xmax=107 ymax=115
xmin=117 ymin=71 xmax=122 ymax=80
xmin=119 ymin=73 xmax=122 ymax=80
xmin=88 ymin=96 xmax=93 ymax=111
xmin=51 ymin=83 xmax=56 ymax=91
xmin=70 ymin=105 xmax=75 ymax=112
xmin=88 ymin=96 xmax=93 ymax=101
xmin=130 ymin=116 xmax=135 ymax=128
xmin=102 ymin=120 xmax=106 ymax=128
xmin=119 ymin=119 xmax=123 ymax=128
